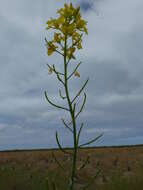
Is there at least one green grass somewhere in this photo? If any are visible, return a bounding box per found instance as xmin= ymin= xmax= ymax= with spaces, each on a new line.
xmin=0 ymin=164 xmax=69 ymax=190
xmin=0 ymin=164 xmax=47 ymax=190
xmin=0 ymin=163 xmax=143 ymax=190
xmin=98 ymin=170 xmax=143 ymax=190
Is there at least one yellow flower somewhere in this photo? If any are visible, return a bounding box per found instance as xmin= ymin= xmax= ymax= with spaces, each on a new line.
xmin=61 ymin=23 xmax=75 ymax=36
xmin=53 ymin=33 xmax=61 ymax=43
xmin=47 ymin=42 xmax=57 ymax=56
xmin=67 ymin=47 xmax=76 ymax=59
xmin=48 ymin=65 xmax=53 ymax=75
xmin=69 ymin=47 xmax=76 ymax=54
xmin=57 ymin=16 xmax=65 ymax=24
xmin=73 ymin=6 xmax=80 ymax=18
xmin=53 ymin=20 xmax=60 ymax=29
xmin=46 ymin=19 xmax=60 ymax=30
xmin=74 ymin=71 xmax=80 ymax=77
xmin=84 ymin=27 xmax=88 ymax=35
xmin=76 ymin=20 xmax=86 ymax=29
xmin=48 ymin=47 xmax=54 ymax=56
xmin=77 ymin=42 xmax=82 ymax=49
xmin=76 ymin=19 xmax=88 ymax=35
xmin=46 ymin=19 xmax=54 ymax=30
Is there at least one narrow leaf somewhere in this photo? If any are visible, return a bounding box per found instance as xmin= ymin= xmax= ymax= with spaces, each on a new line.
xmin=79 ymin=133 xmax=103 ymax=148
xmin=45 ymin=91 xmax=69 ymax=111
xmin=76 ymin=123 xmax=83 ymax=146
xmin=52 ymin=152 xmax=65 ymax=170
xmin=56 ymin=131 xmax=72 ymax=155
xmin=82 ymin=169 xmax=101 ymax=190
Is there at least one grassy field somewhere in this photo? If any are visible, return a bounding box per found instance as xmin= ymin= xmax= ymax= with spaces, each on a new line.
xmin=0 ymin=145 xmax=143 ymax=190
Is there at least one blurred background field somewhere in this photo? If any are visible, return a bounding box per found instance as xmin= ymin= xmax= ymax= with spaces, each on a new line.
xmin=0 ymin=145 xmax=143 ymax=190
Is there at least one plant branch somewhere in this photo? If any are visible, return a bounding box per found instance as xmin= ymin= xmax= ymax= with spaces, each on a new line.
xmin=52 ymin=65 xmax=65 ymax=85
xmin=61 ymin=118 xmax=73 ymax=133
xmin=75 ymin=92 xmax=86 ymax=119
xmin=71 ymin=78 xmax=89 ymax=104
xmin=45 ymin=91 xmax=69 ymax=111
xmin=52 ymin=64 xmax=64 ymax=76
xmin=68 ymin=93 xmax=86 ymax=125
xmin=73 ymin=103 xmax=76 ymax=114
xmin=52 ymin=181 xmax=57 ymax=190
xmin=46 ymin=64 xmax=64 ymax=76
xmin=67 ymin=62 xmax=82 ymax=80
xmin=46 ymin=178 xmax=50 ymax=190
xmin=77 ymin=155 xmax=90 ymax=171
xmin=59 ymin=89 xmax=66 ymax=100
xmin=82 ymin=169 xmax=101 ymax=190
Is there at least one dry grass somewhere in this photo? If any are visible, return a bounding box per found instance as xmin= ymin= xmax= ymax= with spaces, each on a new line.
xmin=0 ymin=145 xmax=143 ymax=190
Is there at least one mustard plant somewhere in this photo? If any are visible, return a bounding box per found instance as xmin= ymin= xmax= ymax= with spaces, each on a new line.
xmin=45 ymin=3 xmax=102 ymax=190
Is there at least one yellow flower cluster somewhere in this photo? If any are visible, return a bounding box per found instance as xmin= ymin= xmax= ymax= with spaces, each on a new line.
xmin=46 ymin=3 xmax=88 ymax=58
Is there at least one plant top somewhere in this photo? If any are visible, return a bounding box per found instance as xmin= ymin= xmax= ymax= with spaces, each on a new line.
xmin=46 ymin=3 xmax=88 ymax=59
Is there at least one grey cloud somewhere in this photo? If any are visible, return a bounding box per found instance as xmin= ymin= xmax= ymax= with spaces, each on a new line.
xmin=85 ymin=61 xmax=142 ymax=95
xmin=79 ymin=0 xmax=94 ymax=12
xmin=0 ymin=0 xmax=143 ymax=150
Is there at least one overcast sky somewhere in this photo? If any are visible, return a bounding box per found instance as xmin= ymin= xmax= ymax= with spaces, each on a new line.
xmin=0 ymin=0 xmax=143 ymax=150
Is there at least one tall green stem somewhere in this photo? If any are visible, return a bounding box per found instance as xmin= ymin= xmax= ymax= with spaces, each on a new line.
xmin=63 ymin=35 xmax=77 ymax=190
